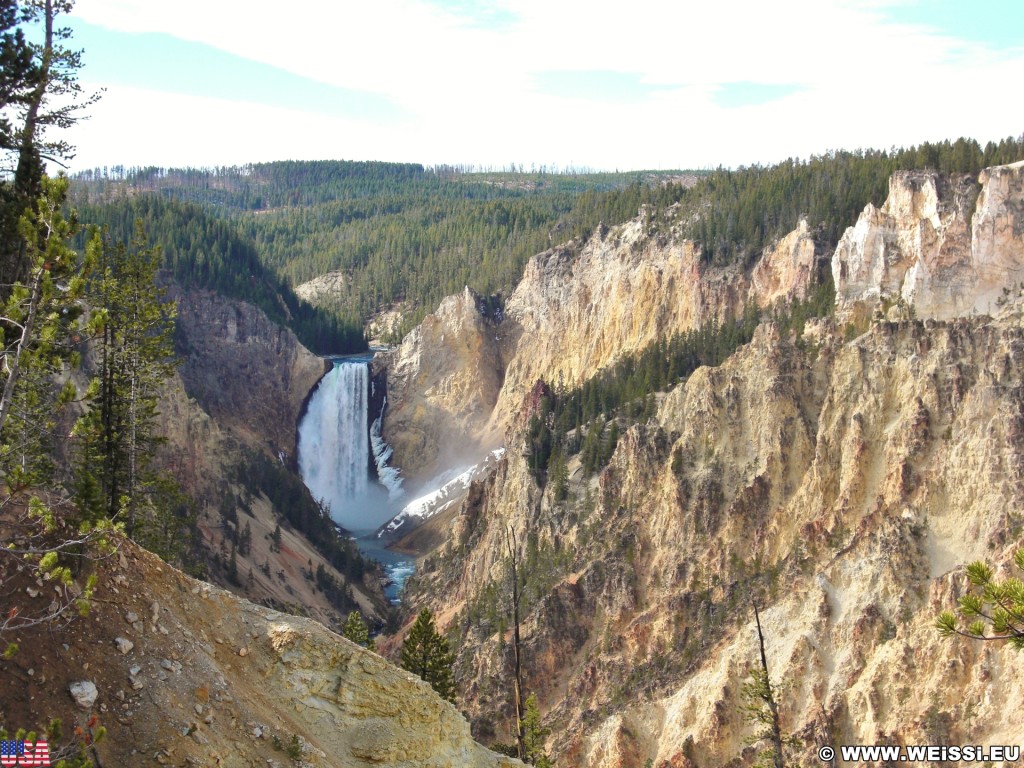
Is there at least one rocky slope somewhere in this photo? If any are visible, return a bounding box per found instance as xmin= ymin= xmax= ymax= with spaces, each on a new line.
xmin=409 ymin=311 xmax=1024 ymax=766
xmin=381 ymin=162 xmax=1024 ymax=765
xmin=158 ymin=289 xmax=386 ymax=628
xmin=173 ymin=288 xmax=329 ymax=460
xmin=1 ymin=537 xmax=519 ymax=768
xmin=295 ymin=270 xmax=350 ymax=304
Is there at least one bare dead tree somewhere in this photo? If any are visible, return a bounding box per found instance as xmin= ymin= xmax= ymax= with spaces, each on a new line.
xmin=505 ymin=524 xmax=526 ymax=761
xmin=751 ymin=601 xmax=785 ymax=768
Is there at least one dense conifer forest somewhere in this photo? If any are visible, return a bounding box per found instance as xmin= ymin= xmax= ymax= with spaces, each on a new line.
xmin=70 ymin=163 xmax=694 ymax=339
xmin=70 ymin=136 xmax=1024 ymax=350
xmin=71 ymin=195 xmax=367 ymax=354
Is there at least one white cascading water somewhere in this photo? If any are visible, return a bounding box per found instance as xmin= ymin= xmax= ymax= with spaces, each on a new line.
xmin=370 ymin=394 xmax=404 ymax=500
xmin=298 ymin=358 xmax=414 ymax=601
xmin=298 ymin=362 xmax=369 ymax=527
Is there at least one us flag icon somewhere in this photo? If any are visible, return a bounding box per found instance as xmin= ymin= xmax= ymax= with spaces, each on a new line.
xmin=0 ymin=740 xmax=50 ymax=766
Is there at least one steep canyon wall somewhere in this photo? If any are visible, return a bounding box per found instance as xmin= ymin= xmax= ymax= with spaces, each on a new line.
xmin=382 ymin=162 xmax=1024 ymax=765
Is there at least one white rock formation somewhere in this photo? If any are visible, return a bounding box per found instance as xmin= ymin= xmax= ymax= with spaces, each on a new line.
xmin=833 ymin=162 xmax=1024 ymax=318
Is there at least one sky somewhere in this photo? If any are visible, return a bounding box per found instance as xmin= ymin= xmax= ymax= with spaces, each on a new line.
xmin=45 ymin=0 xmax=1024 ymax=172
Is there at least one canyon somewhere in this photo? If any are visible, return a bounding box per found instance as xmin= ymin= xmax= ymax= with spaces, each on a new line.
xmin=7 ymin=159 xmax=1023 ymax=768
xmin=377 ymin=162 xmax=1024 ymax=765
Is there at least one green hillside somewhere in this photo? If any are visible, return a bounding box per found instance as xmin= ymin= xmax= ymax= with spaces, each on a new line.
xmin=71 ymin=162 xmax=695 ymax=338
xmin=70 ymin=137 xmax=1024 ymax=348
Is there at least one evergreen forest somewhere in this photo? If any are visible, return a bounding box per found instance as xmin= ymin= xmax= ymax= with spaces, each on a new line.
xmin=70 ymin=137 xmax=1024 ymax=350
xmin=70 ymin=163 xmax=696 ymax=340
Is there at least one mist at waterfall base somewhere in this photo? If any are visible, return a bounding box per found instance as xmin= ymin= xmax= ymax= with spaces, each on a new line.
xmin=297 ymin=358 xmax=412 ymax=601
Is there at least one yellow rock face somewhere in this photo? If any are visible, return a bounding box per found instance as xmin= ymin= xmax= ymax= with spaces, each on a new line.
xmin=374 ymin=166 xmax=1024 ymax=765
xmin=374 ymin=286 xmax=507 ymax=485
xmin=416 ymin=316 xmax=1024 ymax=767
xmin=749 ymin=218 xmax=818 ymax=306
xmin=5 ymin=539 xmax=520 ymax=768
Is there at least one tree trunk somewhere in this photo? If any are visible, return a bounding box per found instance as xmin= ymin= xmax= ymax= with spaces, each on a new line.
xmin=0 ymin=261 xmax=45 ymax=435
xmin=753 ymin=602 xmax=785 ymax=768
xmin=506 ymin=526 xmax=525 ymax=761
xmin=10 ymin=1 xmax=54 ymax=279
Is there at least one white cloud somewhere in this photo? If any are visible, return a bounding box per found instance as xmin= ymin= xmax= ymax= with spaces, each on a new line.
xmin=67 ymin=0 xmax=1024 ymax=170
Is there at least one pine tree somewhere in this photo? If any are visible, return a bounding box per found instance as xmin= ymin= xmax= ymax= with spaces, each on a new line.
xmin=75 ymin=221 xmax=177 ymax=536
xmin=521 ymin=693 xmax=552 ymax=768
xmin=1 ymin=177 xmax=113 ymax=638
xmin=400 ymin=607 xmax=456 ymax=702
xmin=937 ymin=549 xmax=1024 ymax=647
xmin=0 ymin=175 xmax=84 ymax=443
xmin=505 ymin=526 xmax=526 ymax=759
xmin=741 ymin=603 xmax=795 ymax=768
xmin=1 ymin=0 xmax=100 ymax=286
xmin=227 ymin=541 xmax=239 ymax=586
xmin=549 ymin=447 xmax=569 ymax=502
xmin=239 ymin=521 xmax=252 ymax=556
xmin=342 ymin=610 xmax=375 ymax=651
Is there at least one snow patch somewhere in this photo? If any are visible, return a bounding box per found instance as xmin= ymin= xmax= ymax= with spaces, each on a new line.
xmin=378 ymin=448 xmax=505 ymax=537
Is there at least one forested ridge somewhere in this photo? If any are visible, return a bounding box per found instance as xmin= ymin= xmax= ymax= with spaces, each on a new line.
xmin=675 ymin=137 xmax=1024 ymax=267
xmin=71 ymin=195 xmax=367 ymax=354
xmin=71 ymin=138 xmax=1024 ymax=346
xmin=71 ymin=162 xmax=696 ymax=337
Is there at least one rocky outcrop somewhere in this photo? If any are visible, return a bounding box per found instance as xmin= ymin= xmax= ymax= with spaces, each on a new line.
xmin=493 ymin=216 xmax=749 ymax=429
xmin=372 ymin=287 xmax=505 ymax=485
xmin=295 ymin=270 xmax=349 ymax=303
xmin=833 ymin=162 xmax=1024 ymax=318
xmin=172 ymin=288 xmax=329 ymax=460
xmin=407 ymin=314 xmax=1024 ymax=766
xmin=971 ymin=161 xmax=1024 ymax=311
xmin=1 ymin=538 xmax=519 ymax=768
xmin=749 ymin=218 xmax=819 ymax=305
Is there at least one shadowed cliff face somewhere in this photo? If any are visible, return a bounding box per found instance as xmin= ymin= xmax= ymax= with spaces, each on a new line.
xmin=172 ymin=288 xmax=329 ymax=462
xmin=372 ymin=287 xmax=507 ymax=486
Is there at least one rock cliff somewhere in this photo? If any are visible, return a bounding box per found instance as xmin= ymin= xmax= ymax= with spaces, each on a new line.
xmin=173 ymin=288 xmax=329 ymax=461
xmin=408 ymin=313 xmax=1024 ymax=766
xmin=372 ymin=287 xmax=506 ymax=485
xmin=833 ymin=161 xmax=1024 ymax=319
xmin=377 ymin=211 xmax=766 ymax=481
xmin=1 ymin=537 xmax=519 ymax=768
xmin=748 ymin=217 xmax=820 ymax=306
xmin=380 ymin=163 xmax=1024 ymax=490
xmin=385 ymin=163 xmax=1024 ymax=765
xmin=295 ymin=270 xmax=350 ymax=304
xmin=492 ymin=216 xmax=749 ymax=431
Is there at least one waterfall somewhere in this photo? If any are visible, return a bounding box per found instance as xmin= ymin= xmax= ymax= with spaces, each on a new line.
xmin=371 ymin=394 xmax=404 ymax=500
xmin=298 ymin=358 xmax=414 ymax=601
xmin=298 ymin=361 xmax=371 ymax=528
